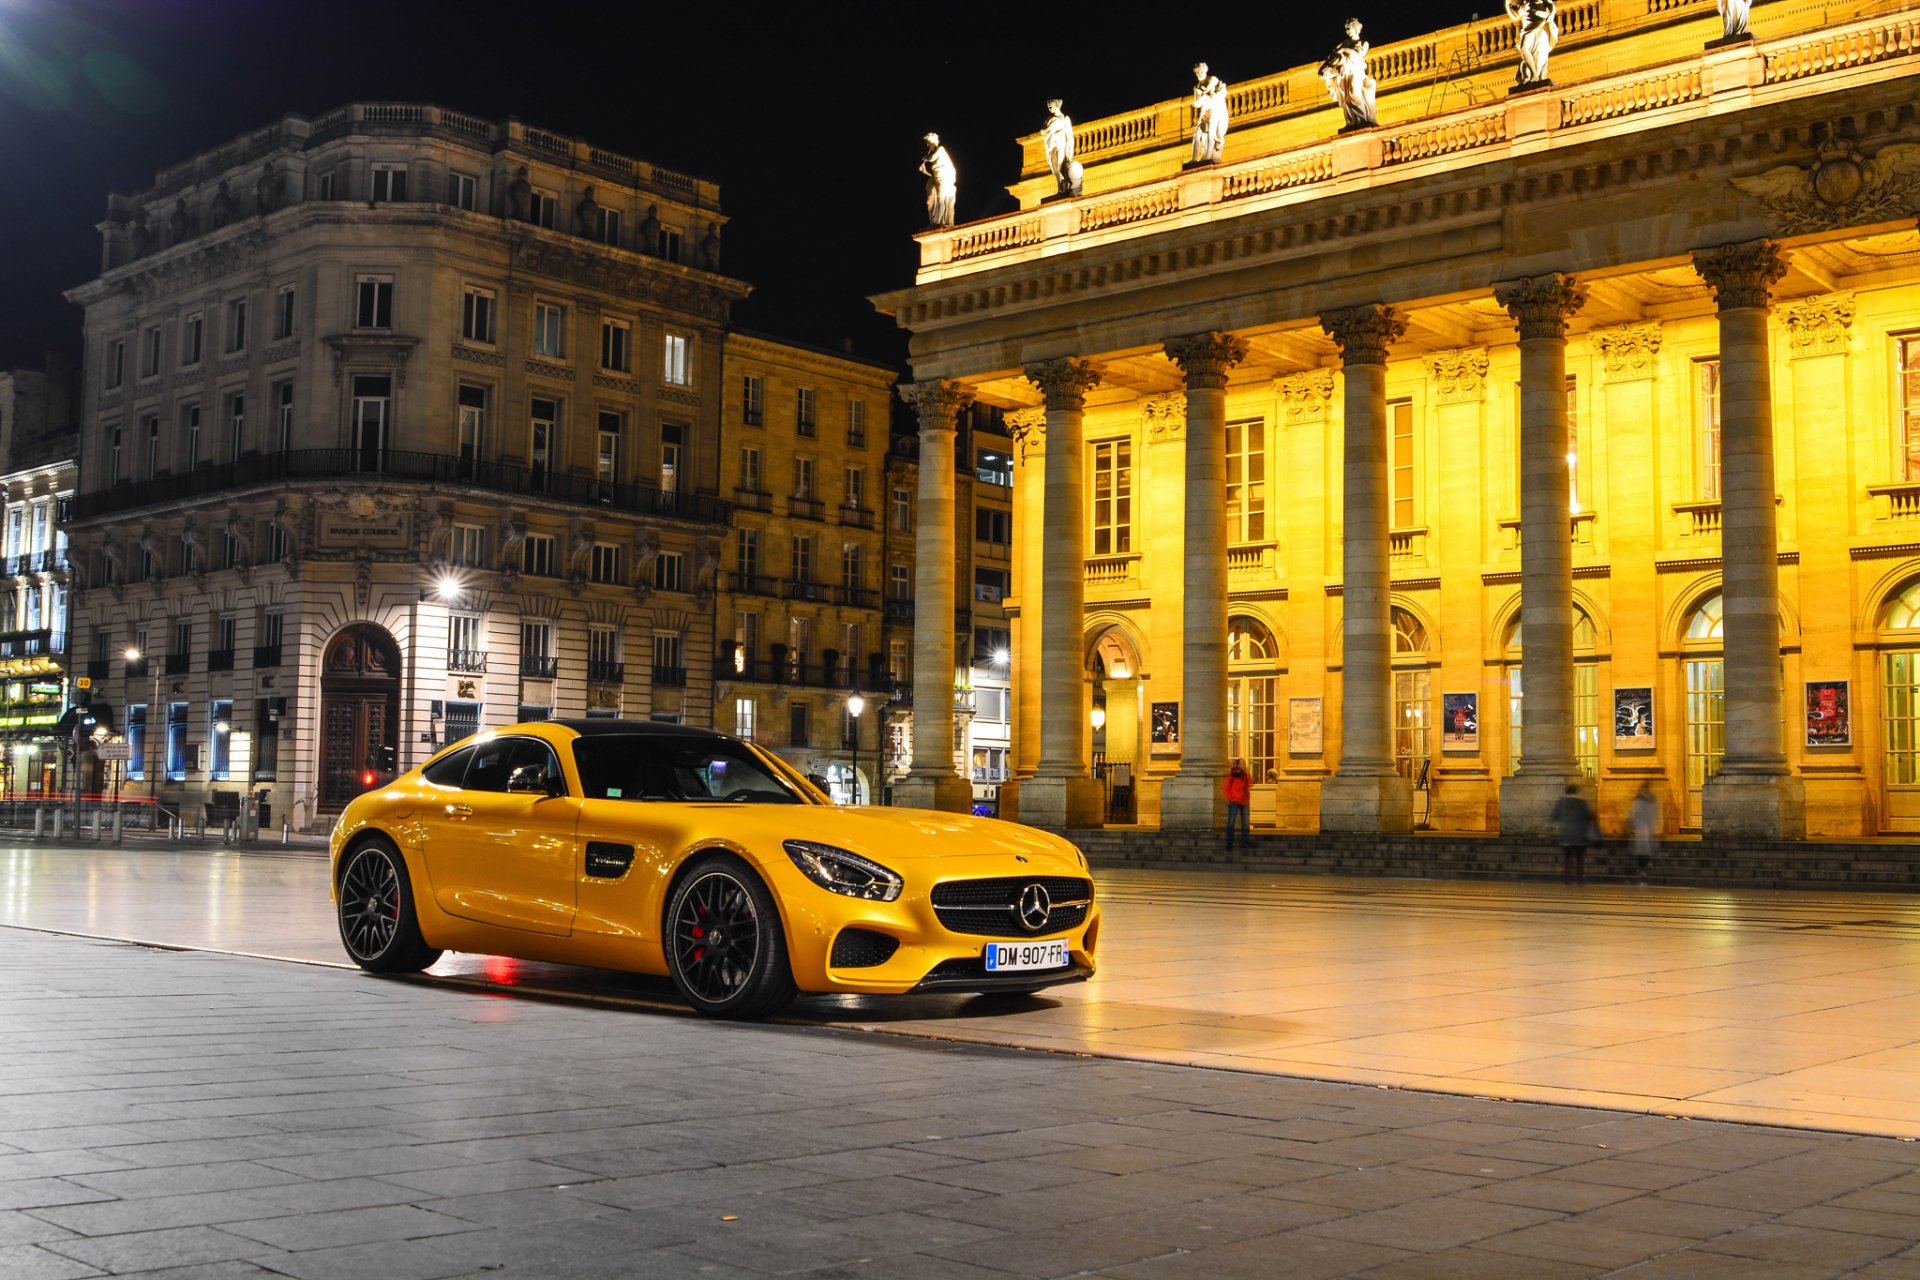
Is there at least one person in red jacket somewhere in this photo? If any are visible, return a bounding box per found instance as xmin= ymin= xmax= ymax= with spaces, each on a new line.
xmin=1223 ymin=759 xmax=1251 ymax=851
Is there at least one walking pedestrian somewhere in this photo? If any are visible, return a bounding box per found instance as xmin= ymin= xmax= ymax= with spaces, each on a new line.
xmin=1223 ymin=759 xmax=1251 ymax=851
xmin=1550 ymin=782 xmax=1593 ymax=886
xmin=1629 ymin=781 xmax=1659 ymax=882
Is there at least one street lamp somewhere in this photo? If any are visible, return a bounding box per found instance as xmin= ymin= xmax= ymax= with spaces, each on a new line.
xmin=846 ymin=692 xmax=866 ymax=805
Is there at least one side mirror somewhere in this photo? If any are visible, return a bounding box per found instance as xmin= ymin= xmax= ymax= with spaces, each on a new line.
xmin=507 ymin=764 xmax=559 ymax=796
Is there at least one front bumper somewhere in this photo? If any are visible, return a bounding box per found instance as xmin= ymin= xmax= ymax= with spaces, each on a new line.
xmin=911 ymin=959 xmax=1094 ymax=993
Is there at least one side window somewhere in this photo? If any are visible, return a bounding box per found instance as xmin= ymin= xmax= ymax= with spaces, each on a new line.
xmin=463 ymin=736 xmax=565 ymax=795
xmin=421 ymin=747 xmax=475 ymax=787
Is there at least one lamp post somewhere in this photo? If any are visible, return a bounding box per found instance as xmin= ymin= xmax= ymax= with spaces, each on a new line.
xmin=846 ymin=691 xmax=866 ymax=805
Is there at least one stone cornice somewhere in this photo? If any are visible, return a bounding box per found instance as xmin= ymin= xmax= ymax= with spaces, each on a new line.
xmin=1162 ymin=332 xmax=1249 ymax=390
xmin=1494 ymin=273 xmax=1586 ymax=341
xmin=1692 ymin=239 xmax=1787 ymax=311
xmin=1321 ymin=305 xmax=1405 ymax=366
xmin=1024 ymin=359 xmax=1103 ymax=412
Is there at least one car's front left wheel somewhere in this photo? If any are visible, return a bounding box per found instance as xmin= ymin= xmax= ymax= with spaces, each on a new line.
xmin=337 ymin=838 xmax=442 ymax=974
xmin=665 ymin=854 xmax=796 ymax=1019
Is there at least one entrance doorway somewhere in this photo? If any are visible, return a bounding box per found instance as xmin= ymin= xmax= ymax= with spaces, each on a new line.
xmin=320 ymin=623 xmax=401 ymax=811
xmin=1682 ymin=593 xmax=1726 ymax=828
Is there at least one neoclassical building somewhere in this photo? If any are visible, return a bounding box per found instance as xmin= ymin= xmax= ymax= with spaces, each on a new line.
xmin=877 ymin=1 xmax=1920 ymax=838
xmin=65 ymin=104 xmax=744 ymax=830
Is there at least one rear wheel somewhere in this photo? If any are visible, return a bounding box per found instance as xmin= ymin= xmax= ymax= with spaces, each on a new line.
xmin=665 ymin=854 xmax=795 ymax=1019
xmin=337 ymin=838 xmax=442 ymax=974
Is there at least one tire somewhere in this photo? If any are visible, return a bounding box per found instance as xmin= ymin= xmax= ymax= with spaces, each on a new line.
xmin=665 ymin=853 xmax=796 ymax=1019
xmin=337 ymin=837 xmax=442 ymax=974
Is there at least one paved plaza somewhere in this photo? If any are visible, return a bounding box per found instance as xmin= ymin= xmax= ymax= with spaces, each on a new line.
xmin=1 ymin=846 xmax=1920 ymax=1276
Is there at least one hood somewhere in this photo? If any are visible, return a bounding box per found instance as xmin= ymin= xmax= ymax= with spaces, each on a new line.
xmin=800 ymin=807 xmax=1087 ymax=874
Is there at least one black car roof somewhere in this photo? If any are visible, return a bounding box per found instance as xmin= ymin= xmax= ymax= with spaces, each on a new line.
xmin=548 ymin=719 xmax=731 ymax=740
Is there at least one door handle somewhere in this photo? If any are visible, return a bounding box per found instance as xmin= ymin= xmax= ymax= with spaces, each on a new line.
xmin=444 ymin=803 xmax=473 ymax=820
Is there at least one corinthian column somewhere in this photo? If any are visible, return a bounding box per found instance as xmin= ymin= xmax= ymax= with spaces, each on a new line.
xmin=1318 ymin=304 xmax=1413 ymax=834
xmin=1010 ymin=358 xmax=1106 ymax=829
xmin=1161 ymin=332 xmax=1249 ymax=831
xmin=1694 ymin=240 xmax=1805 ymax=838
xmin=894 ymin=380 xmax=974 ymax=813
xmin=1494 ymin=273 xmax=1587 ymax=836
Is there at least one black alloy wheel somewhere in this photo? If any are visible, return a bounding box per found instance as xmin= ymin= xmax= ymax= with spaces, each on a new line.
xmin=337 ymin=838 xmax=442 ymax=974
xmin=665 ymin=854 xmax=796 ymax=1019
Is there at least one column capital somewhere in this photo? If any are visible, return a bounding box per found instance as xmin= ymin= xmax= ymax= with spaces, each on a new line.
xmin=1163 ymin=331 xmax=1249 ymax=390
xmin=1592 ymin=322 xmax=1664 ymax=382
xmin=1493 ymin=273 xmax=1587 ymax=340
xmin=1023 ymin=358 xmax=1103 ymax=412
xmin=1780 ymin=293 xmax=1855 ymax=358
xmin=1273 ymin=370 xmax=1335 ymax=420
xmin=1692 ymin=239 xmax=1787 ymax=311
xmin=1320 ymin=304 xmax=1406 ymax=366
xmin=897 ymin=380 xmax=974 ymax=432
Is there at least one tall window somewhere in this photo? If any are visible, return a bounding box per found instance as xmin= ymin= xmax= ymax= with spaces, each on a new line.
xmin=742 ymin=375 xmax=764 ymax=426
xmin=350 ymin=375 xmax=390 ymax=472
xmin=529 ymin=397 xmax=557 ymax=488
xmin=1697 ymin=359 xmax=1722 ymax=500
xmin=127 ymin=705 xmax=147 ymax=781
xmin=795 ymin=386 xmax=816 ymax=436
xmin=1565 ymin=378 xmax=1585 ymax=514
xmin=209 ymin=699 xmax=234 ymax=780
xmin=663 ymin=333 xmax=692 ymax=386
xmin=370 ymin=164 xmax=408 ymax=202
xmin=841 ymin=543 xmax=863 ymax=591
xmin=596 ymin=206 xmax=622 ymax=246
xmin=274 ymin=382 xmax=293 ymax=453
xmin=596 ymin=412 xmax=621 ymax=498
xmin=794 ymin=456 xmax=815 ymax=501
xmin=1884 ymin=581 xmax=1920 ymax=825
xmin=166 ymin=701 xmax=189 ymax=781
xmin=141 ymin=325 xmax=162 ymax=378
xmin=521 ymin=619 xmax=553 ymax=666
xmin=740 ymin=445 xmax=763 ymax=493
xmin=183 ymin=405 xmax=201 ymax=470
xmin=523 ymin=533 xmax=556 ymax=576
xmin=1091 ymin=439 xmax=1132 ymax=555
xmin=735 ymin=610 xmax=760 ymax=672
xmin=847 ymin=398 xmax=866 ymax=446
xmin=735 ymin=698 xmax=757 ymax=740
xmin=788 ymin=617 xmax=812 ymax=677
xmin=1226 ymin=417 xmax=1266 ymax=542
xmin=890 ymin=563 xmax=910 ymax=599
xmin=226 ymin=297 xmax=248 ymax=353
xmin=274 ymin=285 xmax=296 ymax=340
xmin=1227 ymin=615 xmax=1279 ymax=782
xmin=449 ymin=172 xmax=477 ymax=211
xmin=450 ymin=524 xmax=486 ymax=568
xmin=533 ymin=302 xmax=567 ymax=358
xmin=105 ymin=338 xmax=125 ymax=389
xmin=655 ymin=551 xmax=685 ymax=592
xmin=976 ymin=507 xmax=1011 ymax=552
xmin=844 ymin=465 xmax=865 ymax=511
xmin=654 ymin=632 xmax=684 ymax=682
xmin=590 ymin=543 xmax=622 ymax=583
xmin=530 ymin=189 xmax=558 ymax=228
xmin=457 ymin=385 xmax=487 ymax=473
xmin=226 ymin=393 xmax=244 ymax=459
xmin=448 ymin=613 xmax=484 ymax=669
xmin=1392 ymin=607 xmax=1431 ymax=784
xmin=1390 ymin=398 xmax=1414 ymax=527
xmin=892 ymin=487 xmax=912 ymax=531
xmin=143 ymin=415 xmax=160 ymax=479
xmin=354 ymin=275 xmax=393 ymax=329
xmin=1683 ymin=592 xmax=1725 ymax=827
xmin=462 ymin=286 xmax=495 ymax=344
xmin=181 ymin=313 xmax=203 ymax=367
xmin=1505 ymin=608 xmax=1601 ymax=782
xmin=1900 ymin=336 xmax=1920 ymax=481
xmin=601 ymin=318 xmax=632 ymax=373
xmin=736 ymin=527 xmax=760 ymax=581
xmin=791 ymin=534 xmax=814 ymax=583
xmin=661 ymin=424 xmax=683 ymax=496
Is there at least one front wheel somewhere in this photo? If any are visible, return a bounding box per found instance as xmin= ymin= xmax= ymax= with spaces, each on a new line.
xmin=337 ymin=838 xmax=442 ymax=974
xmin=665 ymin=854 xmax=795 ymax=1019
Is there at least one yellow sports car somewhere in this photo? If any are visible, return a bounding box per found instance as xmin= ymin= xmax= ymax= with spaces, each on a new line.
xmin=329 ymin=720 xmax=1099 ymax=1018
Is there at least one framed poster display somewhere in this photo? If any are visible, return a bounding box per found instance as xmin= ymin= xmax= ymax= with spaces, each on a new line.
xmin=1288 ymin=697 xmax=1322 ymax=753
xmin=1441 ymin=692 xmax=1478 ymax=749
xmin=1614 ymin=686 xmax=1654 ymax=749
xmin=1150 ymin=701 xmax=1181 ymax=755
xmin=1805 ymin=680 xmax=1851 ymax=747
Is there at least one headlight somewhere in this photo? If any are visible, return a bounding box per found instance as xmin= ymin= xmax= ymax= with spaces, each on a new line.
xmin=783 ymin=840 xmax=903 ymax=902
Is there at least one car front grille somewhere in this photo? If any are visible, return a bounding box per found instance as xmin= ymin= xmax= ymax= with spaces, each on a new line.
xmin=929 ymin=876 xmax=1092 ymax=938
xmin=830 ymin=928 xmax=900 ymax=969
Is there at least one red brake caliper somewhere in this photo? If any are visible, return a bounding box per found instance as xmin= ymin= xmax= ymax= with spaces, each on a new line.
xmin=691 ymin=902 xmax=707 ymax=962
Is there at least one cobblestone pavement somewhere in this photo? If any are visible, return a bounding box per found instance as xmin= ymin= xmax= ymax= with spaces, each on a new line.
xmin=5 ymin=928 xmax=1920 ymax=1280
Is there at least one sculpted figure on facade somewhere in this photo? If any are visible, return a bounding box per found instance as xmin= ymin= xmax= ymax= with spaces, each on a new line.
xmin=1717 ymin=0 xmax=1751 ymax=40
xmin=508 ymin=167 xmax=532 ymax=221
xmin=1190 ymin=62 xmax=1229 ymax=165
xmin=168 ymin=198 xmax=190 ymax=243
xmin=210 ymin=180 xmax=235 ymax=229
xmin=1319 ymin=19 xmax=1377 ymax=129
xmin=920 ymin=132 xmax=957 ymax=228
xmin=700 ymin=222 xmax=722 ymax=270
xmin=574 ymin=186 xmax=599 ymax=236
xmin=1042 ymin=100 xmax=1083 ymax=197
xmin=255 ymin=165 xmax=280 ymax=215
xmin=639 ymin=204 xmax=661 ymax=255
xmin=1507 ymin=0 xmax=1559 ymax=88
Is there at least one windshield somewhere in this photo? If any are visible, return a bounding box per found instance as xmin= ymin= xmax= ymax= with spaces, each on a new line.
xmin=571 ymin=735 xmax=806 ymax=804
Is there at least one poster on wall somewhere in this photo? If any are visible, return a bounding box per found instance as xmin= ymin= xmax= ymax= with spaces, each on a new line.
xmin=1150 ymin=702 xmax=1181 ymax=756
xmin=1288 ymin=697 xmax=1323 ymax=754
xmin=1440 ymin=692 xmax=1478 ymax=749
xmin=1614 ymin=687 xmax=1654 ymax=748
xmin=1806 ymin=680 xmax=1851 ymax=747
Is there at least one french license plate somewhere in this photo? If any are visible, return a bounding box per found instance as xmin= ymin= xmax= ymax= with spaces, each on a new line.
xmin=983 ymin=939 xmax=1070 ymax=972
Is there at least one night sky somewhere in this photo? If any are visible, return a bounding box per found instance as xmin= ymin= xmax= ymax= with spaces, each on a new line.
xmin=0 ymin=0 xmax=1445 ymax=375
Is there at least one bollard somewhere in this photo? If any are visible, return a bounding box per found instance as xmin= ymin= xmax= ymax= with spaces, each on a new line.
xmin=112 ymin=807 xmax=122 ymax=843
xmin=282 ymin=820 xmax=290 ymax=845
xmin=51 ymin=807 xmax=62 ymax=839
xmin=90 ymin=811 xmax=101 ymax=840
xmin=33 ymin=806 xmax=43 ymax=838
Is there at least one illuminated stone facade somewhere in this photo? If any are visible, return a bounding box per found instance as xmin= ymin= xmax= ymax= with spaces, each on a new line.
xmin=65 ymin=104 xmax=745 ymax=829
xmin=877 ymin=2 xmax=1920 ymax=838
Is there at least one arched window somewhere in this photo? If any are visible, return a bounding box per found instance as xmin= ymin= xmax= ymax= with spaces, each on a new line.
xmin=1882 ymin=581 xmax=1920 ymax=827
xmin=1682 ymin=592 xmax=1725 ymax=827
xmin=1390 ymin=606 xmax=1430 ymax=783
xmin=1227 ymin=614 xmax=1278 ymax=780
xmin=1504 ymin=606 xmax=1600 ymax=779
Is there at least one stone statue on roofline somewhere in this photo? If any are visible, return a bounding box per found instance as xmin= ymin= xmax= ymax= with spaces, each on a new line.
xmin=1717 ymin=0 xmax=1751 ymax=40
xmin=1507 ymin=0 xmax=1559 ymax=88
xmin=1190 ymin=62 xmax=1229 ymax=165
xmin=1319 ymin=19 xmax=1378 ymax=130
xmin=920 ymin=132 xmax=957 ymax=228
xmin=1042 ymin=99 xmax=1084 ymax=197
